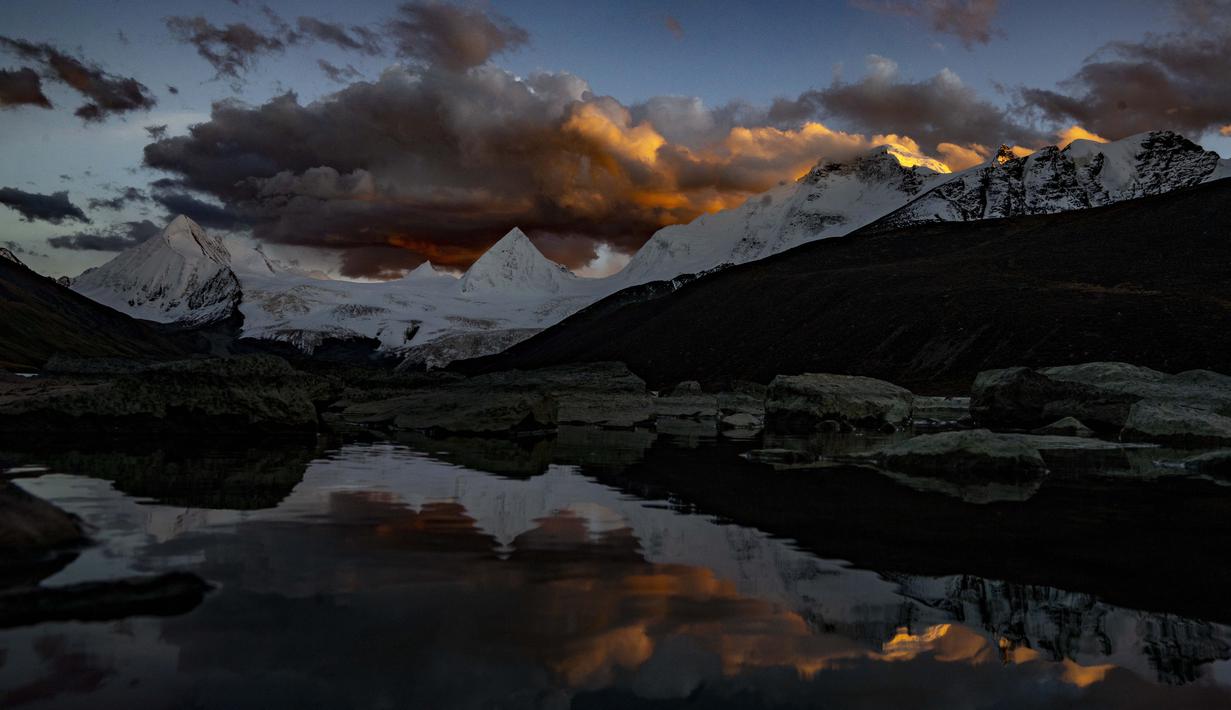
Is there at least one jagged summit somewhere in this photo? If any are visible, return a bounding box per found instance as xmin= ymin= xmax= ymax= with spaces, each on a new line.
xmin=457 ymin=227 xmax=576 ymax=296
xmin=868 ymin=130 xmax=1227 ymax=232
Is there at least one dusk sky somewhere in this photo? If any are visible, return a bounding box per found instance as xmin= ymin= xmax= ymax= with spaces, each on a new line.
xmin=2 ymin=0 xmax=1228 ymax=278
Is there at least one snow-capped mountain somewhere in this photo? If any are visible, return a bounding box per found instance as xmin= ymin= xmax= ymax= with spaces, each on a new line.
xmin=0 ymin=247 xmax=21 ymax=266
xmin=871 ymin=131 xmax=1230 ymax=231
xmin=67 ymin=131 xmax=1230 ymax=366
xmin=457 ymin=227 xmax=578 ymax=296
xmin=616 ymin=147 xmax=947 ymax=286
xmin=71 ymin=215 xmax=241 ymax=326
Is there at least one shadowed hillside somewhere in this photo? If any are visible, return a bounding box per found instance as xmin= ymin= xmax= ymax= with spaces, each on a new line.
xmin=458 ymin=178 xmax=1231 ymax=393
xmin=0 ymin=258 xmax=187 ymax=370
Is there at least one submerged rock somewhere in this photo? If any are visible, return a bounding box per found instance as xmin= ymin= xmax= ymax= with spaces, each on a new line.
xmin=1032 ymin=416 xmax=1095 ymax=438
xmin=0 ymin=572 xmax=210 ymax=628
xmin=742 ymin=448 xmax=817 ymax=466
xmin=1182 ymin=450 xmax=1231 ymax=477
xmin=766 ymin=373 xmax=913 ymax=430
xmin=876 ymin=429 xmax=1048 ymax=480
xmin=721 ymin=412 xmax=763 ymax=430
xmin=0 ymin=481 xmax=85 ymax=551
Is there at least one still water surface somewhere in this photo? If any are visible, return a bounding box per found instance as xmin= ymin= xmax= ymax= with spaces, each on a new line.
xmin=2 ymin=431 xmax=1230 ymax=709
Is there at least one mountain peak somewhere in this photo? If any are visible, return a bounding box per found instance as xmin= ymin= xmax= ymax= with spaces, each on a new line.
xmin=0 ymin=247 xmax=23 ymax=267
xmin=162 ymin=215 xmax=231 ymax=266
xmin=458 ymin=227 xmax=574 ymax=296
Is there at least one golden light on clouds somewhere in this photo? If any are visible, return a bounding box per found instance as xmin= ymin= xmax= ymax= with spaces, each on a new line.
xmin=1056 ymin=124 xmax=1110 ymax=148
xmin=1220 ymin=124 xmax=1231 ymax=137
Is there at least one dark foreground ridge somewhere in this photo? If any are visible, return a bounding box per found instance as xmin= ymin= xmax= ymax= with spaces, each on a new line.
xmin=0 ymin=257 xmax=187 ymax=370
xmin=459 ymin=178 xmax=1231 ymax=392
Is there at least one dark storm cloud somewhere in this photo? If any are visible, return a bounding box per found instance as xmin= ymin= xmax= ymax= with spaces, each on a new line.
xmin=145 ymin=124 xmax=168 ymax=141
xmin=140 ymin=63 xmax=917 ymax=276
xmin=0 ymin=187 xmax=90 ymax=224
xmin=852 ymin=0 xmax=1001 ymax=48
xmin=0 ymin=66 xmax=52 ymax=109
xmin=318 ymin=59 xmax=362 ymax=83
xmin=167 ymin=84 xmax=180 ymax=94
xmin=385 ymin=1 xmax=530 ymax=71
xmin=164 ymin=16 xmax=288 ymax=81
xmin=1014 ymin=0 xmax=1231 ymax=140
xmin=87 ymin=186 xmax=149 ymax=211
xmin=48 ymin=219 xmax=160 ymax=251
xmin=151 ymin=191 xmax=245 ymax=230
xmin=0 ymin=36 xmax=156 ymax=120
xmin=769 ymin=55 xmax=1042 ymax=160
xmin=4 ymin=240 xmax=49 ymax=259
xmin=296 ymin=17 xmax=382 ymax=54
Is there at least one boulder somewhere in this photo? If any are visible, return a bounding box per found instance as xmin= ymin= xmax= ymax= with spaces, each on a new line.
xmin=1041 ymin=363 xmax=1231 ymax=415
xmin=1121 ymin=401 xmax=1231 ymax=446
xmin=1032 ymin=417 xmax=1095 ymax=437
xmin=875 ymin=429 xmax=1048 ymax=481
xmin=0 ymin=355 xmax=334 ymax=434
xmin=654 ymin=380 xmax=718 ymax=419
xmin=765 ymin=374 xmax=913 ymax=430
xmin=0 ymin=482 xmax=85 ymax=551
xmin=970 ymin=366 xmax=1136 ymax=430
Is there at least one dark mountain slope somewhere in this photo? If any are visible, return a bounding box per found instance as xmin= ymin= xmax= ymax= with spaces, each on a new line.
xmin=458 ymin=178 xmax=1231 ymax=393
xmin=0 ymin=257 xmax=187 ymax=370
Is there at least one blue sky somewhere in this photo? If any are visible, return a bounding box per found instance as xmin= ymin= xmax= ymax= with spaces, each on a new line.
xmin=1 ymin=0 xmax=1228 ymax=277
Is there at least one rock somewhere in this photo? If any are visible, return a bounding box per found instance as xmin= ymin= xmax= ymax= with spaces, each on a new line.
xmin=973 ymin=362 xmax=1231 ymax=432
xmin=876 ymin=429 xmax=1048 ymax=480
xmin=742 ymin=448 xmax=817 ymax=466
xmin=1032 ymin=417 xmax=1095 ymax=437
xmin=721 ymin=412 xmax=763 ymax=429
xmin=0 ymin=482 xmax=85 ymax=551
xmin=1122 ymin=401 xmax=1231 ymax=446
xmin=654 ymin=381 xmax=718 ymax=419
xmin=765 ymin=373 xmax=913 ymax=430
xmin=971 ymin=366 xmax=1137 ymax=430
xmin=467 ymin=363 xmax=652 ymax=428
xmin=0 ymin=572 xmax=210 ymax=629
xmin=339 ymin=388 xmax=557 ymax=435
xmin=1041 ymin=362 xmax=1231 ymax=415
xmin=0 ymin=355 xmax=334 ymax=435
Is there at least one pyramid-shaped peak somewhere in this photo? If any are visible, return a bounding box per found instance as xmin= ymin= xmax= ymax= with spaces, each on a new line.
xmin=458 ymin=227 xmax=574 ymax=296
xmin=161 ymin=214 xmax=230 ymax=265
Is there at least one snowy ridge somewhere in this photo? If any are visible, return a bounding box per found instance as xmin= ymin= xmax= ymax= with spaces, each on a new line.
xmin=0 ymin=247 xmax=22 ymax=266
xmin=617 ymin=146 xmax=946 ymax=286
xmin=71 ymin=215 xmax=241 ymax=326
xmin=872 ymin=131 xmax=1227 ymax=231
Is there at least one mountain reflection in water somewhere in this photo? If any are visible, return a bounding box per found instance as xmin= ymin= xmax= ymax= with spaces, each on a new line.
xmin=1 ymin=436 xmax=1230 ymax=709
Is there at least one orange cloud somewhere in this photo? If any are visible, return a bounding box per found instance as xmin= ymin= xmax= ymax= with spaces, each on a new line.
xmin=1221 ymin=124 xmax=1231 ymax=137
xmin=1056 ymin=124 xmax=1110 ymax=148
